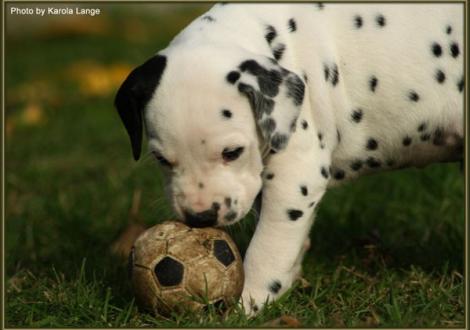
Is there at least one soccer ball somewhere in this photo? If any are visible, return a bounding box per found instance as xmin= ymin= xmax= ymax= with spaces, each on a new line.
xmin=129 ymin=221 xmax=244 ymax=315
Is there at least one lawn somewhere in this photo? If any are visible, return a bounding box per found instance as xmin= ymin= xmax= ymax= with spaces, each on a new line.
xmin=4 ymin=3 xmax=466 ymax=328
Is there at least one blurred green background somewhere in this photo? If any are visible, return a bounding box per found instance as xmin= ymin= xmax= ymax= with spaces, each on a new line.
xmin=4 ymin=3 xmax=465 ymax=327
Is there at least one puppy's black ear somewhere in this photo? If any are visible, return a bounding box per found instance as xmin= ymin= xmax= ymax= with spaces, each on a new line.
xmin=114 ymin=55 xmax=167 ymax=160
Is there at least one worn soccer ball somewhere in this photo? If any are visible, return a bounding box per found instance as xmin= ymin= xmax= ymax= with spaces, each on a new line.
xmin=129 ymin=221 xmax=244 ymax=315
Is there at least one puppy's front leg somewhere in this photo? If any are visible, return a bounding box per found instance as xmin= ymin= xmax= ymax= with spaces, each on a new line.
xmin=241 ymin=142 xmax=330 ymax=315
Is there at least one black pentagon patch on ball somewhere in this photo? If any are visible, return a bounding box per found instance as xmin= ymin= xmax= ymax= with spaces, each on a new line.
xmin=203 ymin=298 xmax=227 ymax=313
xmin=154 ymin=256 xmax=184 ymax=287
xmin=213 ymin=239 xmax=235 ymax=267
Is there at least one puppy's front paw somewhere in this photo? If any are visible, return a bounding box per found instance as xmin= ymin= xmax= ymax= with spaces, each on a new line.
xmin=240 ymin=286 xmax=270 ymax=317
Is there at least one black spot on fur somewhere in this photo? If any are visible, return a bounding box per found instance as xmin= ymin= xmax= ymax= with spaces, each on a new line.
xmin=321 ymin=166 xmax=329 ymax=179
xmin=331 ymin=64 xmax=339 ymax=86
xmin=238 ymin=82 xmax=275 ymax=118
xmin=222 ymin=109 xmax=232 ymax=118
xmin=224 ymin=211 xmax=237 ymax=222
xmin=271 ymin=133 xmax=288 ymax=150
xmin=354 ymin=15 xmax=363 ymax=28
xmin=351 ymin=108 xmax=363 ymax=123
xmin=226 ymin=71 xmax=240 ymax=84
xmin=369 ymin=76 xmax=378 ymax=92
xmin=366 ymin=138 xmax=378 ymax=150
xmin=303 ymin=72 xmax=308 ymax=83
xmin=458 ymin=76 xmax=464 ymax=93
xmin=433 ymin=128 xmax=445 ymax=146
xmin=302 ymin=120 xmax=309 ymax=130
xmin=269 ymin=280 xmax=282 ymax=294
xmin=198 ymin=182 xmax=204 ymax=189
xmin=253 ymin=305 xmax=259 ymax=312
xmin=418 ymin=122 xmax=427 ymax=132
xmin=288 ymin=18 xmax=297 ymax=32
xmin=366 ymin=157 xmax=381 ymax=168
xmin=239 ymin=60 xmax=283 ymax=97
xmin=317 ymin=132 xmax=323 ymax=141
xmin=323 ymin=64 xmax=330 ymax=81
xmin=260 ymin=117 xmax=277 ymax=135
xmin=273 ymin=44 xmax=286 ymax=61
xmin=337 ymin=129 xmax=341 ymax=143
xmin=333 ymin=169 xmax=345 ymax=180
xmin=435 ymin=69 xmax=446 ymax=84
xmin=376 ymin=14 xmax=386 ymax=27
xmin=431 ymin=43 xmax=442 ymax=57
xmin=265 ymin=25 xmax=277 ymax=44
xmin=285 ymin=74 xmax=305 ymax=106
xmin=421 ymin=133 xmax=431 ymax=141
xmin=317 ymin=2 xmax=324 ymax=9
xmin=386 ymin=159 xmax=396 ymax=167
xmin=450 ymin=42 xmax=460 ymax=58
xmin=446 ymin=25 xmax=452 ymax=34
xmin=408 ymin=90 xmax=420 ymax=102
xmin=287 ymin=209 xmax=303 ymax=221
xmin=290 ymin=118 xmax=297 ymax=132
xmin=350 ymin=160 xmax=363 ymax=171
xmin=266 ymin=173 xmax=274 ymax=180
xmin=202 ymin=15 xmax=215 ymax=22
xmin=309 ymin=201 xmax=315 ymax=208
xmin=300 ymin=185 xmax=308 ymax=196
xmin=402 ymin=136 xmax=412 ymax=146
xmin=224 ymin=197 xmax=232 ymax=208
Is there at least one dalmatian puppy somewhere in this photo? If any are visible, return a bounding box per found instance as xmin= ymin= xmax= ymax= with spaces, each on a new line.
xmin=115 ymin=3 xmax=464 ymax=315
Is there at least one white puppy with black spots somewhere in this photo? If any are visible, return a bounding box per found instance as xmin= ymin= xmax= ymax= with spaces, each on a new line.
xmin=115 ymin=3 xmax=464 ymax=315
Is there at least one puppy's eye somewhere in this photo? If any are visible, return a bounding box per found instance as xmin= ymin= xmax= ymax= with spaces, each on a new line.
xmin=222 ymin=146 xmax=244 ymax=162
xmin=152 ymin=152 xmax=172 ymax=168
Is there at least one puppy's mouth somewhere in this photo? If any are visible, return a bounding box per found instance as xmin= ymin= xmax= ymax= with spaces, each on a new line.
xmin=171 ymin=196 xmax=246 ymax=228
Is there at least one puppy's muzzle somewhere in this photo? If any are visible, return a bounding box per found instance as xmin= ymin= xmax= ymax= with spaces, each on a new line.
xmin=184 ymin=202 xmax=220 ymax=228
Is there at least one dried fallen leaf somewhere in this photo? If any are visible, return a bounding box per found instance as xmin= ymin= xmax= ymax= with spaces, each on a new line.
xmin=7 ymin=80 xmax=60 ymax=106
xmin=21 ymin=103 xmax=43 ymax=125
xmin=110 ymin=222 xmax=147 ymax=260
xmin=7 ymin=270 xmax=33 ymax=293
xmin=262 ymin=315 xmax=302 ymax=328
xmin=5 ymin=119 xmax=16 ymax=137
xmin=67 ymin=61 xmax=132 ymax=97
xmin=40 ymin=16 xmax=110 ymax=38
xmin=111 ymin=189 xmax=147 ymax=260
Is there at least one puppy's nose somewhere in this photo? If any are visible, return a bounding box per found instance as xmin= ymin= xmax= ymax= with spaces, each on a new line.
xmin=184 ymin=203 xmax=220 ymax=228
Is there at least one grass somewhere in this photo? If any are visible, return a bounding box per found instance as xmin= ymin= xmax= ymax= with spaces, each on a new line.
xmin=4 ymin=3 xmax=465 ymax=328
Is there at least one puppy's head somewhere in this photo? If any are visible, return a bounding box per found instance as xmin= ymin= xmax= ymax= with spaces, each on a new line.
xmin=115 ymin=46 xmax=305 ymax=227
